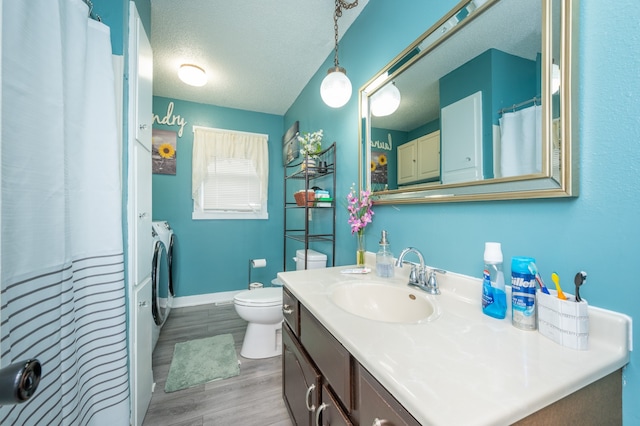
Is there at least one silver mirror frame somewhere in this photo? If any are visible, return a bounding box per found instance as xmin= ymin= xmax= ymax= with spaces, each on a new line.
xmin=358 ymin=0 xmax=578 ymax=204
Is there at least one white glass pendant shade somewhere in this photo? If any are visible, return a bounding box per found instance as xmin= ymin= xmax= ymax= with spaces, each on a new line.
xmin=321 ymin=67 xmax=352 ymax=108
xmin=178 ymin=64 xmax=207 ymax=87
xmin=370 ymin=83 xmax=401 ymax=117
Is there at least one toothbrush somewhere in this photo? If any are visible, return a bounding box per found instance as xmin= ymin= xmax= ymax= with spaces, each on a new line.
xmin=551 ymin=272 xmax=567 ymax=300
xmin=528 ymin=262 xmax=550 ymax=295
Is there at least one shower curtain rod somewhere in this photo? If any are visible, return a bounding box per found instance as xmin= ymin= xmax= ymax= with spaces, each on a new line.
xmin=82 ymin=0 xmax=102 ymax=22
xmin=498 ymin=96 xmax=540 ymax=115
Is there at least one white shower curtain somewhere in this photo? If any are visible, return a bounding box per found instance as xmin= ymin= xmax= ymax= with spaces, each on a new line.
xmin=499 ymin=104 xmax=542 ymax=177
xmin=1 ymin=1 xmax=129 ymax=425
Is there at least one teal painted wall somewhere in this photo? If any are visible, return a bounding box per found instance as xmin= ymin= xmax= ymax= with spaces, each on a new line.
xmin=490 ymin=49 xmax=538 ymax=122
xmin=92 ymin=0 xmax=125 ymax=55
xmin=285 ymin=0 xmax=640 ymax=423
xmin=151 ymin=97 xmax=285 ymax=295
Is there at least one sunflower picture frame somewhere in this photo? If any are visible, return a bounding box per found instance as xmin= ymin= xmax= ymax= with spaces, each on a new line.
xmin=370 ymin=150 xmax=388 ymax=187
xmin=152 ymin=129 xmax=177 ymax=175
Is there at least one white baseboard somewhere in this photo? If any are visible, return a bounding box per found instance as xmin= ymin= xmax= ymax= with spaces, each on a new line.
xmin=171 ymin=290 xmax=243 ymax=308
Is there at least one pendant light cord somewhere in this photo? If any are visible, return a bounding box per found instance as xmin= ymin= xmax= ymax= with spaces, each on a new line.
xmin=332 ymin=0 xmax=359 ymax=68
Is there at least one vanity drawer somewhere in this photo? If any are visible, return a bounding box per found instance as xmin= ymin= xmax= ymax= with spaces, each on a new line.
xmin=355 ymin=363 xmax=420 ymax=426
xmin=283 ymin=286 xmax=299 ymax=336
xmin=300 ymin=305 xmax=352 ymax=411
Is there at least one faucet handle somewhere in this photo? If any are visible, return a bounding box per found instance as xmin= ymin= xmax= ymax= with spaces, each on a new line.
xmin=408 ymin=264 xmax=419 ymax=285
xmin=426 ymin=269 xmax=443 ymax=295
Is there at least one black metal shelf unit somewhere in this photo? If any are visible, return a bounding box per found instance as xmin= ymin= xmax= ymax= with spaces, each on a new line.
xmin=283 ymin=142 xmax=336 ymax=271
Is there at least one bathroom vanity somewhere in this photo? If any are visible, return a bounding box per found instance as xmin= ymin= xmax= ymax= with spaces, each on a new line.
xmin=278 ymin=261 xmax=631 ymax=425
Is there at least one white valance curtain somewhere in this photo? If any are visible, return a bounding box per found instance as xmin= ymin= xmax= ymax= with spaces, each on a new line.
xmin=192 ymin=126 xmax=269 ymax=213
xmin=1 ymin=1 xmax=128 ymax=424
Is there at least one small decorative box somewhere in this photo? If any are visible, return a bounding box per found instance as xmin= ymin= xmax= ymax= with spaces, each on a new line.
xmin=537 ymin=289 xmax=589 ymax=350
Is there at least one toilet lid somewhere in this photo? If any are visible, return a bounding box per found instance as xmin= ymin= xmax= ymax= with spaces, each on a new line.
xmin=234 ymin=287 xmax=282 ymax=306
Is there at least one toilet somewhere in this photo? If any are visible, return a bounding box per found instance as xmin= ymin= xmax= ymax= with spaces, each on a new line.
xmin=234 ymin=287 xmax=283 ymax=359
xmin=234 ymin=249 xmax=327 ymax=359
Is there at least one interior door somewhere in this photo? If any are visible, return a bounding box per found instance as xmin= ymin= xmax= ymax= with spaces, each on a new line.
xmin=133 ymin=277 xmax=153 ymax=425
xmin=128 ymin=2 xmax=153 ymax=425
xmin=441 ymin=91 xmax=483 ymax=184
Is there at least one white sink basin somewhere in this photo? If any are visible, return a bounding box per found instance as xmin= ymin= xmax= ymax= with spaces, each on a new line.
xmin=330 ymin=281 xmax=438 ymax=324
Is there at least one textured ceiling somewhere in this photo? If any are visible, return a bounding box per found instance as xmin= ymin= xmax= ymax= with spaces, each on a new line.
xmin=151 ymin=0 xmax=368 ymax=115
xmin=371 ymin=0 xmax=542 ymax=132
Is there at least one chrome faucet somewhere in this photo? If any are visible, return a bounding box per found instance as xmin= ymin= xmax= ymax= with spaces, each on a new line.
xmin=395 ymin=247 xmax=441 ymax=295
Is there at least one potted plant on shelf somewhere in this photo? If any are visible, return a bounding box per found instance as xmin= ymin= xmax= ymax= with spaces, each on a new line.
xmin=298 ymin=129 xmax=323 ymax=173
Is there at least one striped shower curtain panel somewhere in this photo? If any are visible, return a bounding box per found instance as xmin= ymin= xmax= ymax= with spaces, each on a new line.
xmin=1 ymin=1 xmax=129 ymax=425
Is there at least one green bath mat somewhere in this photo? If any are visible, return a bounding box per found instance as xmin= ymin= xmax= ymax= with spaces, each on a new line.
xmin=165 ymin=334 xmax=240 ymax=393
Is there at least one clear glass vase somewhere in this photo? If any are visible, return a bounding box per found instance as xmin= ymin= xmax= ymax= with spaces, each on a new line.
xmin=356 ymin=232 xmax=366 ymax=266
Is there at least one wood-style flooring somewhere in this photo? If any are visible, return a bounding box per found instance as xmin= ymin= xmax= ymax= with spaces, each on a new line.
xmin=143 ymin=303 xmax=293 ymax=426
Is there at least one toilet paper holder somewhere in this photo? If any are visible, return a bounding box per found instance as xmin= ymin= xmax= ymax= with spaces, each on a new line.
xmin=248 ymin=258 xmax=267 ymax=289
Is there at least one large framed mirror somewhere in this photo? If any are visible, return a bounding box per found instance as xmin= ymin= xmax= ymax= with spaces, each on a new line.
xmin=359 ymin=0 xmax=578 ymax=203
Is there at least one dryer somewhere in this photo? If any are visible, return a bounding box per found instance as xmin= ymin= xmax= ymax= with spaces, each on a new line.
xmin=151 ymin=221 xmax=175 ymax=350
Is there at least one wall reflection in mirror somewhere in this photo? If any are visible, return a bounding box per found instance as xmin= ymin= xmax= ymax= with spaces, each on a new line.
xmin=360 ymin=0 xmax=577 ymax=203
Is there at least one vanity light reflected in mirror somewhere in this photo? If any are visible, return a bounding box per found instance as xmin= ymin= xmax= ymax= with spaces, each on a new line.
xmin=370 ymin=82 xmax=401 ymax=117
xmin=358 ymin=0 xmax=578 ymax=204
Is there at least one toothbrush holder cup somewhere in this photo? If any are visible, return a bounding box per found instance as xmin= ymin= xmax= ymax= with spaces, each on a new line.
xmin=537 ymin=289 xmax=589 ymax=350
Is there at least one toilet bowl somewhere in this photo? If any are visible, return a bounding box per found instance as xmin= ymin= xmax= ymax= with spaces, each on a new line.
xmin=234 ymin=287 xmax=283 ymax=359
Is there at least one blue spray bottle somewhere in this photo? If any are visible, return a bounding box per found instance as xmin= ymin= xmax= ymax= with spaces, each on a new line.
xmin=482 ymin=242 xmax=507 ymax=319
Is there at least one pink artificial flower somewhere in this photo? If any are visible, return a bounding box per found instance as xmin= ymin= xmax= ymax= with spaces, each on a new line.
xmin=346 ymin=185 xmax=374 ymax=235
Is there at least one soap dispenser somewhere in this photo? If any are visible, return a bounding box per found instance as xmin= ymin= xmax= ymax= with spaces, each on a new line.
xmin=376 ymin=230 xmax=394 ymax=278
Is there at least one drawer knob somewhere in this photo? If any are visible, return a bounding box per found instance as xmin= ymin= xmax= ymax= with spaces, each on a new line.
xmin=282 ymin=304 xmax=293 ymax=315
xmin=305 ymin=384 xmax=316 ymax=412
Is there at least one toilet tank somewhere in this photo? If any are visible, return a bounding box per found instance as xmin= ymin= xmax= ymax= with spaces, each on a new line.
xmin=295 ymin=249 xmax=327 ymax=270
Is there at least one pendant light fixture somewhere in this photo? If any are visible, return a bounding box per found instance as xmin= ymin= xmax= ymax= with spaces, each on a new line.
xmin=320 ymin=0 xmax=359 ymax=108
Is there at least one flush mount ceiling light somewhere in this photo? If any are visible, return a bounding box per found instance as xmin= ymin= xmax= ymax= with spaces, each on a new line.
xmin=320 ymin=0 xmax=359 ymax=108
xmin=370 ymin=82 xmax=401 ymax=117
xmin=178 ymin=64 xmax=207 ymax=87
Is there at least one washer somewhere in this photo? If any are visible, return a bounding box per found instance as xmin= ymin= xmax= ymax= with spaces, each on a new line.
xmin=151 ymin=221 xmax=175 ymax=350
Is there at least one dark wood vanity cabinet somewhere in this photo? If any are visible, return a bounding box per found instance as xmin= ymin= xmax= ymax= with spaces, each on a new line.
xmin=282 ymin=286 xmax=351 ymax=426
xmin=353 ymin=365 xmax=421 ymax=426
xmin=282 ymin=287 xmax=419 ymax=426
xmin=283 ymin=326 xmax=321 ymax=426
xmin=299 ymin=305 xmax=352 ymax=410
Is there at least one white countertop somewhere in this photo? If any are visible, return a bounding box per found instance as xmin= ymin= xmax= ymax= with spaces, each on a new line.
xmin=278 ymin=256 xmax=632 ymax=425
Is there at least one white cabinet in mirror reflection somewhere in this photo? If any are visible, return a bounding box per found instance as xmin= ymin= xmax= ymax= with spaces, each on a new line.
xmin=397 ymin=131 xmax=440 ymax=185
xmin=441 ymin=91 xmax=483 ymax=184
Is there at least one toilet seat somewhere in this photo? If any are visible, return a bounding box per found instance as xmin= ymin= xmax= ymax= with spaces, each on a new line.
xmin=234 ymin=287 xmax=282 ymax=307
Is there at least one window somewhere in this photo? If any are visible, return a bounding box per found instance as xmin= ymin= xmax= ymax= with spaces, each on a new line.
xmin=192 ymin=126 xmax=269 ymax=219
